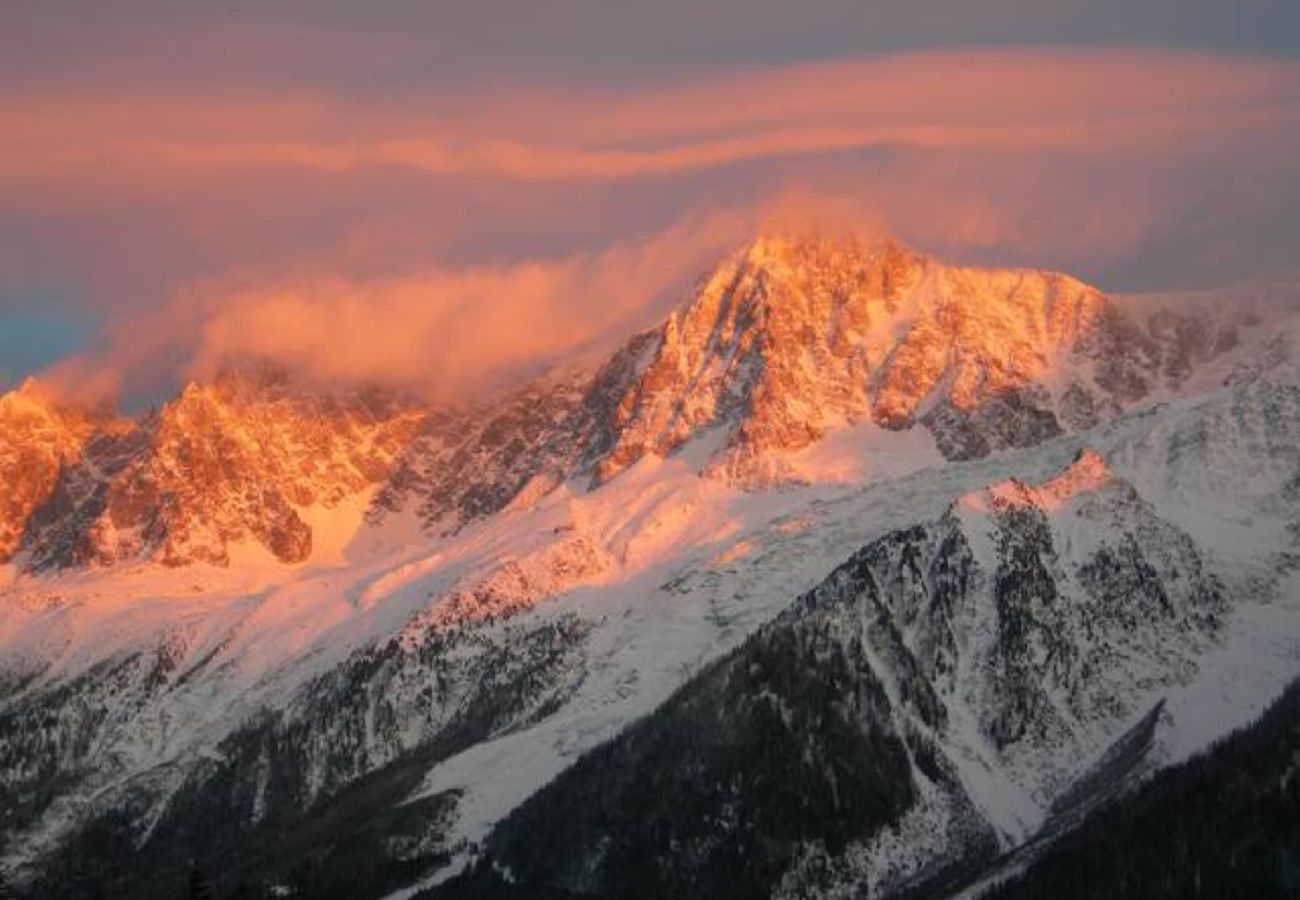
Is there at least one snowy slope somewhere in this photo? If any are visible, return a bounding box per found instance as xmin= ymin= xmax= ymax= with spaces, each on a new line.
xmin=0 ymin=234 xmax=1298 ymax=898
xmin=457 ymin=381 xmax=1300 ymax=900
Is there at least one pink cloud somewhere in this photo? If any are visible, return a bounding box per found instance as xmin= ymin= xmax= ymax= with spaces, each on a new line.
xmin=2 ymin=49 xmax=1296 ymax=185
xmin=5 ymin=47 xmax=1300 ymax=401
xmin=44 ymin=208 xmax=756 ymax=403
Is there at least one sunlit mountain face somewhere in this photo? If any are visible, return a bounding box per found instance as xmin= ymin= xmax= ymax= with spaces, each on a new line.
xmin=2 ymin=4 xmax=1299 ymax=899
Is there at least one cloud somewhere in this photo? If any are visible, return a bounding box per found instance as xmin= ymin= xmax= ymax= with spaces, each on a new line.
xmin=3 ymin=50 xmax=1297 ymax=185
xmin=44 ymin=208 xmax=756 ymax=404
xmin=5 ymin=47 xmax=1300 ymax=401
xmin=6 ymin=2 xmax=1300 ymax=86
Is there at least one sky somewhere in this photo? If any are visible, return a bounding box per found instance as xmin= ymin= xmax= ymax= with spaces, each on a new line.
xmin=2 ymin=0 xmax=1299 ymax=404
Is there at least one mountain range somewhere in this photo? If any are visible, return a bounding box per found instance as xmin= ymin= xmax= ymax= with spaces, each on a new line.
xmin=1 ymin=231 xmax=1297 ymax=899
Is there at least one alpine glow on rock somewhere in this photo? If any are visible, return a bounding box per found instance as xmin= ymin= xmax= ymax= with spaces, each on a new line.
xmin=1 ymin=2 xmax=1298 ymax=899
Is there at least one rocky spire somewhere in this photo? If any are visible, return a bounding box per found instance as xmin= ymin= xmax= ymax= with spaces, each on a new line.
xmin=589 ymin=231 xmax=1109 ymax=485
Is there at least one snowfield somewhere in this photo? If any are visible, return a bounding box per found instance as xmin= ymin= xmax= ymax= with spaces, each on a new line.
xmin=1 ymin=236 xmax=1298 ymax=899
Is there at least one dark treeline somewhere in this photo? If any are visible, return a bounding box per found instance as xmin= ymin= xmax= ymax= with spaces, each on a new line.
xmin=0 ymin=863 xmax=17 ymax=900
xmin=983 ymin=677 xmax=1300 ymax=900
xmin=6 ymin=861 xmax=255 ymax=900
xmin=429 ymin=675 xmax=1300 ymax=900
xmin=7 ymin=613 xmax=588 ymax=900
xmin=8 ymin=676 xmax=1300 ymax=900
xmin=6 ymin=858 xmax=395 ymax=900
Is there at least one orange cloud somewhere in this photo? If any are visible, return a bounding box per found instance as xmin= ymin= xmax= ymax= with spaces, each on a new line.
xmin=1 ymin=49 xmax=1296 ymax=186
xmin=46 ymin=208 xmax=756 ymax=403
xmin=9 ymin=47 xmax=1300 ymax=402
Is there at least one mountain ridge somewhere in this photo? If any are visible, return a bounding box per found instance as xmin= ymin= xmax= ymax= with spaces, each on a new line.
xmin=2 ymin=232 xmax=1299 ymax=899
xmin=5 ymin=232 xmax=1294 ymax=576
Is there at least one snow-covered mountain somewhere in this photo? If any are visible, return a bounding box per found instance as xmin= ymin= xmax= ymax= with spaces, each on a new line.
xmin=477 ymin=444 xmax=1237 ymax=898
xmin=20 ymin=367 xmax=437 ymax=570
xmin=7 ymin=234 xmax=1296 ymax=573
xmin=0 ymin=380 xmax=112 ymax=565
xmin=1 ymin=232 xmax=1298 ymax=899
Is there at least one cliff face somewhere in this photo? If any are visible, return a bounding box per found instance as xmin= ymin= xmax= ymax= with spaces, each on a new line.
xmin=0 ymin=230 xmax=1297 ymax=899
xmin=593 ymin=235 xmax=928 ymax=485
xmin=19 ymin=368 xmax=428 ymax=569
xmin=0 ymin=380 xmax=107 ymax=563
xmin=3 ymin=234 xmax=1280 ymax=573
xmin=585 ymin=232 xmax=1253 ymax=487
xmin=477 ymin=446 xmax=1232 ymax=900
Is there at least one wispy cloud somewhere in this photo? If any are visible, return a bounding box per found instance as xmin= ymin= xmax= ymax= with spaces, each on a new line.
xmin=5 ymin=47 xmax=1300 ymax=401
xmin=4 ymin=50 xmax=1297 ymax=184
xmin=42 ymin=208 xmax=756 ymax=403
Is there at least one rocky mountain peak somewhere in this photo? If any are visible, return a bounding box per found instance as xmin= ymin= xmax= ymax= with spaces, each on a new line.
xmin=592 ymin=232 xmax=921 ymax=482
xmin=5 ymin=242 xmax=1292 ymax=573
xmin=590 ymin=230 xmax=1114 ymax=485
xmin=0 ymin=378 xmax=114 ymax=563
xmin=0 ymin=376 xmax=53 ymax=416
xmin=17 ymin=365 xmax=431 ymax=570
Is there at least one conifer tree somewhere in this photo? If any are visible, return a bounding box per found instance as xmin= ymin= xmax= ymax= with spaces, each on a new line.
xmin=188 ymin=863 xmax=214 ymax=900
